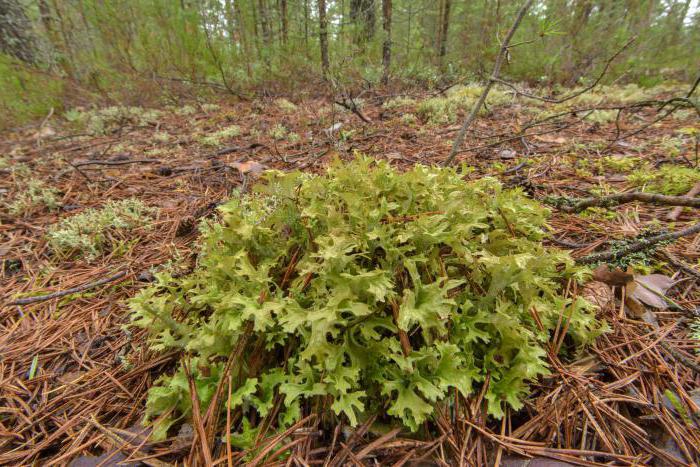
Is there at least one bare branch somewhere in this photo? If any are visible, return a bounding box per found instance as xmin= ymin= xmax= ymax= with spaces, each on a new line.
xmin=492 ymin=37 xmax=636 ymax=104
xmin=443 ymin=0 xmax=535 ymax=167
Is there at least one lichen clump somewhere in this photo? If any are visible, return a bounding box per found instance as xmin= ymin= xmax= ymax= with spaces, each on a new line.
xmin=130 ymin=157 xmax=603 ymax=441
xmin=417 ymin=84 xmax=512 ymax=124
xmin=64 ymin=106 xmax=161 ymax=135
xmin=7 ymin=179 xmax=60 ymax=215
xmin=47 ymin=198 xmax=154 ymax=260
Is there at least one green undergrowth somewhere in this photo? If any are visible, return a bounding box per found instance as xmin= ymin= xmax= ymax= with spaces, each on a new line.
xmin=47 ymin=198 xmax=154 ymax=260
xmin=130 ymin=157 xmax=603 ymax=442
xmin=628 ymin=164 xmax=700 ymax=195
xmin=0 ymin=55 xmax=64 ymax=130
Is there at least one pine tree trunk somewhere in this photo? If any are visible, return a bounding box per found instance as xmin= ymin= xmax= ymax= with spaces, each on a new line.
xmin=318 ymin=0 xmax=329 ymax=79
xmin=381 ymin=0 xmax=392 ymax=85
xmin=281 ymin=0 xmax=288 ymax=44
xmin=438 ymin=0 xmax=451 ymax=64
xmin=258 ymin=0 xmax=271 ymax=46
xmin=0 ymin=0 xmax=37 ymax=64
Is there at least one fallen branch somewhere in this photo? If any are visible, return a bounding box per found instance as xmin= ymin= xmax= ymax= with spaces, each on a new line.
xmin=334 ymin=97 xmax=372 ymax=123
xmin=561 ymin=192 xmax=700 ymax=213
xmin=443 ymin=0 xmax=535 ymax=166
xmin=576 ymin=222 xmax=700 ymax=265
xmin=5 ymin=270 xmax=128 ymax=306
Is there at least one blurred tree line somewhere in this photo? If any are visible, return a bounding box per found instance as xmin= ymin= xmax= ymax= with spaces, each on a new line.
xmin=0 ymin=0 xmax=698 ymax=125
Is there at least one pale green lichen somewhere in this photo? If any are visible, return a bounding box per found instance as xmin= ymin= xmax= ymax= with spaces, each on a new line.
xmin=47 ymin=198 xmax=155 ymax=260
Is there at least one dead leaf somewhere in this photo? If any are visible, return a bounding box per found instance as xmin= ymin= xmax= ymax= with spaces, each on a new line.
xmin=498 ymin=148 xmax=517 ymax=159
xmin=533 ymin=134 xmax=567 ymax=144
xmin=624 ymin=295 xmax=648 ymax=319
xmin=630 ymin=274 xmax=674 ymax=310
xmin=33 ymin=126 xmax=56 ymax=139
xmin=592 ymin=264 xmax=633 ymax=286
xmin=58 ymin=371 xmax=86 ymax=384
xmin=231 ymin=160 xmax=265 ymax=175
xmin=581 ymin=281 xmax=614 ymax=310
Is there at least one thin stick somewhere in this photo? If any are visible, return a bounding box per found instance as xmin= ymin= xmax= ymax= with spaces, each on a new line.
xmin=5 ymin=270 xmax=127 ymax=306
xmin=73 ymin=159 xmax=161 ymax=168
xmin=444 ymin=0 xmax=534 ymax=167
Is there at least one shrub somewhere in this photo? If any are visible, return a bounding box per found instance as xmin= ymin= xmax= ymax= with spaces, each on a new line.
xmin=628 ymin=164 xmax=700 ymax=195
xmin=130 ymin=157 xmax=603 ymax=440
xmin=7 ymin=179 xmax=60 ymax=216
xmin=47 ymin=198 xmax=154 ymax=260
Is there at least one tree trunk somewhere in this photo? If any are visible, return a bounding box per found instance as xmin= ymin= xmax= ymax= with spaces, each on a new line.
xmin=438 ymin=0 xmax=451 ymax=64
xmin=0 ymin=0 xmax=37 ymax=64
xmin=258 ymin=0 xmax=271 ymax=46
xmin=232 ymin=0 xmax=253 ymax=77
xmin=381 ymin=0 xmax=392 ymax=85
xmin=318 ymin=0 xmax=329 ymax=79
xmin=303 ymin=0 xmax=309 ymax=52
xmin=280 ymin=0 xmax=288 ymax=44
xmin=350 ymin=0 xmax=375 ymax=44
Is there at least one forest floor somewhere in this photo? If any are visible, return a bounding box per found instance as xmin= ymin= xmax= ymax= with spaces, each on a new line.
xmin=1 ymin=84 xmax=699 ymax=465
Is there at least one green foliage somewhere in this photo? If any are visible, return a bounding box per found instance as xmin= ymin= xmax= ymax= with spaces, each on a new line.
xmin=0 ymin=55 xmax=64 ymax=130
xmin=6 ymin=179 xmax=60 ymax=216
xmin=199 ymin=125 xmax=241 ymax=146
xmin=130 ymin=157 xmax=604 ymax=439
xmin=65 ymin=106 xmax=162 ymax=135
xmin=47 ymin=198 xmax=154 ymax=260
xmin=628 ymin=164 xmax=700 ymax=195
